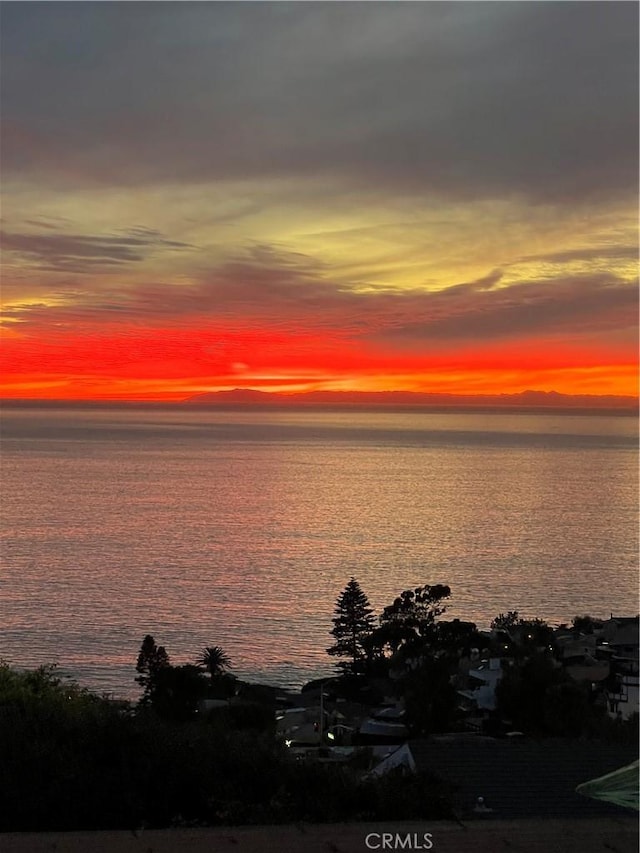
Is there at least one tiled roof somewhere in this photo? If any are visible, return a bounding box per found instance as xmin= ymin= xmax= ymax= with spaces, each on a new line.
xmin=409 ymin=737 xmax=638 ymax=819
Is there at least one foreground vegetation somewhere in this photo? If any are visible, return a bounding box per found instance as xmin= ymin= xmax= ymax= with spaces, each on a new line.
xmin=1 ymin=581 xmax=636 ymax=831
xmin=0 ymin=662 xmax=452 ymax=832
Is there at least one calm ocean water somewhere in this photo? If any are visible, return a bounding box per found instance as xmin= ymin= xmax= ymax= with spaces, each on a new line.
xmin=1 ymin=407 xmax=638 ymax=697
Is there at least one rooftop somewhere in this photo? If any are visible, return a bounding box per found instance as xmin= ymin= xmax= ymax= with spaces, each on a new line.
xmin=408 ymin=737 xmax=637 ymax=820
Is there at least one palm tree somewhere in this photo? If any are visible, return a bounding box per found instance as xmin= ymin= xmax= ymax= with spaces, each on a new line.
xmin=196 ymin=645 xmax=231 ymax=679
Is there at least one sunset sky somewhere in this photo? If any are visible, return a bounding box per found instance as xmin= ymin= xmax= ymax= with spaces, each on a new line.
xmin=1 ymin=2 xmax=638 ymax=401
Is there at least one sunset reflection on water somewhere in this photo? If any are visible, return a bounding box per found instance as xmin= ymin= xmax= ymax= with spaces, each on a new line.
xmin=1 ymin=408 xmax=637 ymax=696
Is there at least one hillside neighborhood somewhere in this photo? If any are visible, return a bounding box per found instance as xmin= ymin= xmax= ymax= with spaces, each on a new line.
xmin=271 ymin=609 xmax=638 ymax=818
xmin=136 ymin=580 xmax=639 ymax=824
xmin=1 ymin=584 xmax=637 ymax=836
xmin=278 ymin=614 xmax=639 ymax=739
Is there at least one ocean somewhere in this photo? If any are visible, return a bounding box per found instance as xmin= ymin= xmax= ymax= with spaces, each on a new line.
xmin=1 ymin=406 xmax=637 ymax=697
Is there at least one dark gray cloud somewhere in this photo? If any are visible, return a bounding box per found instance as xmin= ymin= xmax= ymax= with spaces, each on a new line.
xmin=1 ymin=2 xmax=637 ymax=204
xmin=1 ymin=227 xmax=192 ymax=272
xmin=371 ymin=274 xmax=638 ymax=346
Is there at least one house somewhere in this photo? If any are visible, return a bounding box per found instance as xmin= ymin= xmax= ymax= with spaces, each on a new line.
xmin=356 ymin=717 xmax=409 ymax=744
xmin=275 ymin=706 xmax=329 ymax=744
xmin=366 ymin=741 xmax=415 ymax=776
xmin=458 ymin=657 xmax=503 ymax=711
xmin=598 ymin=617 xmax=639 ymax=720
xmin=601 ymin=616 xmax=639 ymax=655
xmin=555 ymin=633 xmax=598 ymax=663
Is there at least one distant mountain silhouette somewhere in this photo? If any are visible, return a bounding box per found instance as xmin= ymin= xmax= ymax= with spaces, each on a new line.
xmin=186 ymin=388 xmax=638 ymax=410
xmin=3 ymin=389 xmax=636 ymax=410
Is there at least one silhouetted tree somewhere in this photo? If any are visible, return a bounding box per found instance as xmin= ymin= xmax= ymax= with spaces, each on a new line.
xmin=515 ymin=618 xmax=554 ymax=653
xmin=372 ymin=584 xmax=451 ymax=656
xmin=433 ymin=618 xmax=484 ymax=659
xmin=196 ymin=646 xmax=231 ymax=679
xmin=496 ymin=652 xmax=606 ymax=736
xmin=572 ymin=614 xmax=604 ymax=634
xmin=365 ymin=585 xmax=461 ymax=729
xmin=490 ymin=613 xmax=554 ymax=657
xmin=490 ymin=611 xmax=520 ymax=632
xmin=148 ymin=664 xmax=209 ymax=721
xmin=135 ymin=634 xmax=170 ymax=704
xmin=496 ymin=652 xmax=562 ymax=733
xmin=402 ymin=656 xmax=459 ymax=736
xmin=327 ymin=578 xmax=376 ymax=674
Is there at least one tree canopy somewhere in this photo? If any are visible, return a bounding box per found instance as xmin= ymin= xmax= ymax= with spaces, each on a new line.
xmin=372 ymin=583 xmax=451 ymax=656
xmin=196 ymin=646 xmax=232 ymax=679
xmin=135 ymin=634 xmax=170 ymax=704
xmin=327 ymin=578 xmax=376 ymax=674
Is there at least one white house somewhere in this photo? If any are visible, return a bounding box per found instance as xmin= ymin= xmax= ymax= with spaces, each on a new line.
xmin=458 ymin=657 xmax=503 ymax=711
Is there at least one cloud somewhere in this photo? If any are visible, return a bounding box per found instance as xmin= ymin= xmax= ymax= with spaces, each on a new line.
xmin=516 ymin=246 xmax=639 ymax=266
xmin=1 ymin=227 xmax=192 ymax=273
xmin=2 ymin=3 xmax=637 ymax=204
xmin=3 ymin=245 xmax=637 ymax=358
xmin=369 ymin=274 xmax=638 ymax=347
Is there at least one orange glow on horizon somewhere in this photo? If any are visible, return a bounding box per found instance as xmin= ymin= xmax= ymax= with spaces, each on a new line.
xmin=1 ymin=317 xmax=638 ymax=402
xmin=1 ymin=366 xmax=637 ymax=402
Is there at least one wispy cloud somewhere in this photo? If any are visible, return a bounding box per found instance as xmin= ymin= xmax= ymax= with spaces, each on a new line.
xmin=3 ymin=245 xmax=636 ymax=354
xmin=1 ymin=227 xmax=193 ymax=273
xmin=515 ymin=246 xmax=639 ymax=266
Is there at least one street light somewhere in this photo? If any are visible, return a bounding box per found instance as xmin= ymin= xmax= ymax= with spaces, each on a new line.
xmin=319 ymin=680 xmax=325 ymax=744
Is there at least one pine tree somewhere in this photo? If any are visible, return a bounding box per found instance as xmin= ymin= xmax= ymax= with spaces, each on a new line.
xmin=327 ymin=578 xmax=376 ymax=674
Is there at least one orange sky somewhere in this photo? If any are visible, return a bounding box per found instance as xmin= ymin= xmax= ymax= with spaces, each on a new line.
xmin=1 ymin=4 xmax=638 ymax=401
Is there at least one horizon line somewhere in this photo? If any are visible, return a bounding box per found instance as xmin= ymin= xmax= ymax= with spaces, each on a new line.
xmin=2 ymin=387 xmax=638 ymax=412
